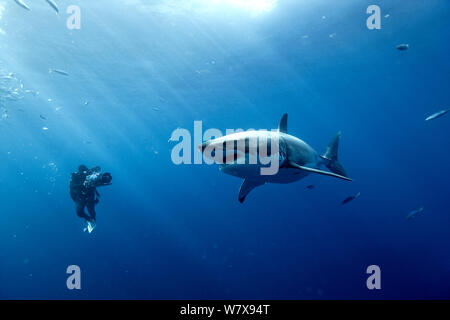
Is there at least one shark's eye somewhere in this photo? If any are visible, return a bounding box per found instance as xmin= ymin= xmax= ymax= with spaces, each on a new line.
xmin=211 ymin=149 xmax=216 ymax=157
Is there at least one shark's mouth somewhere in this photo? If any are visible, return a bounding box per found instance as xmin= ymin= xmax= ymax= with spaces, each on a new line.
xmin=200 ymin=136 xmax=287 ymax=166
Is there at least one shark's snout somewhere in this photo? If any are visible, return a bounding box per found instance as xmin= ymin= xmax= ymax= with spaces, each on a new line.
xmin=199 ymin=141 xmax=218 ymax=160
xmin=199 ymin=141 xmax=210 ymax=152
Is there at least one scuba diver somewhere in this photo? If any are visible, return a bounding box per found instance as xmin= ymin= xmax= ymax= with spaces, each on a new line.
xmin=70 ymin=165 xmax=112 ymax=233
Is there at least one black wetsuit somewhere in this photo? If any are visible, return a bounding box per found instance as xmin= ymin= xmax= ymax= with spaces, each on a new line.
xmin=70 ymin=169 xmax=99 ymax=222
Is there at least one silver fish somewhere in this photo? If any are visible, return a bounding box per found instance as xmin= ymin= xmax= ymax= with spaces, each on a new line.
xmin=341 ymin=192 xmax=361 ymax=205
xmin=425 ymin=109 xmax=449 ymax=121
xmin=396 ymin=44 xmax=409 ymax=51
xmin=49 ymin=69 xmax=69 ymax=76
xmin=14 ymin=0 xmax=31 ymax=11
xmin=405 ymin=206 xmax=424 ymax=221
xmin=45 ymin=0 xmax=59 ymax=14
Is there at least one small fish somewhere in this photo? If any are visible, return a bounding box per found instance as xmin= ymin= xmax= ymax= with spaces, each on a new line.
xmin=45 ymin=0 xmax=59 ymax=14
xmin=49 ymin=69 xmax=69 ymax=76
xmin=341 ymin=192 xmax=361 ymax=205
xmin=405 ymin=206 xmax=424 ymax=221
xmin=306 ymin=185 xmax=315 ymax=190
xmin=40 ymin=115 xmax=47 ymax=120
xmin=84 ymin=101 xmax=89 ymax=106
xmin=384 ymin=14 xmax=390 ymax=18
xmin=396 ymin=44 xmax=409 ymax=51
xmin=195 ymin=69 xmax=210 ymax=75
xmin=329 ymin=33 xmax=336 ymax=38
xmin=14 ymin=0 xmax=31 ymax=11
xmin=24 ymin=90 xmax=39 ymax=97
xmin=152 ymin=107 xmax=160 ymax=111
xmin=425 ymin=109 xmax=449 ymax=121
xmin=42 ymin=127 xmax=49 ymax=131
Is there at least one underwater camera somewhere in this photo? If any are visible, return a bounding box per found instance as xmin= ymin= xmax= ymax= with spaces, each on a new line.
xmin=84 ymin=171 xmax=112 ymax=188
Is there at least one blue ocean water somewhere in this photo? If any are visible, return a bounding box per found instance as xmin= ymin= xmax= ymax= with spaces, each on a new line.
xmin=0 ymin=0 xmax=449 ymax=299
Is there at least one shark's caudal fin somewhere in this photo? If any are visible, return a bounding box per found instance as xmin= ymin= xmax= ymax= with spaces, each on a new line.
xmin=321 ymin=131 xmax=348 ymax=177
xmin=238 ymin=179 xmax=264 ymax=203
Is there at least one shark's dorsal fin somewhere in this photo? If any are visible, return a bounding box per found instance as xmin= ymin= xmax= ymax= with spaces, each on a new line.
xmin=238 ymin=179 xmax=264 ymax=203
xmin=278 ymin=113 xmax=288 ymax=134
xmin=287 ymin=161 xmax=352 ymax=181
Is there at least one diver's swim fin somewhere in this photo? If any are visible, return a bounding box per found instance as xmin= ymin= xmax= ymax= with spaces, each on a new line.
xmin=287 ymin=161 xmax=352 ymax=181
xmin=84 ymin=220 xmax=96 ymax=233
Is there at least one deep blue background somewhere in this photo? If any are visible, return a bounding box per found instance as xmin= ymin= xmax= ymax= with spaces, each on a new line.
xmin=0 ymin=0 xmax=449 ymax=299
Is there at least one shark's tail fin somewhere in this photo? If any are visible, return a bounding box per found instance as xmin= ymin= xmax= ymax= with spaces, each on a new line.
xmin=320 ymin=131 xmax=348 ymax=177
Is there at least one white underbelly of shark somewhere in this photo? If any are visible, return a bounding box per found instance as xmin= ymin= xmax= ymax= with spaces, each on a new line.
xmin=220 ymin=163 xmax=313 ymax=183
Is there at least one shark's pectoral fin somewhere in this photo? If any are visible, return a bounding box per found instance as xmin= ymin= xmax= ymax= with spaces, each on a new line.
xmin=287 ymin=161 xmax=352 ymax=182
xmin=239 ymin=179 xmax=265 ymax=203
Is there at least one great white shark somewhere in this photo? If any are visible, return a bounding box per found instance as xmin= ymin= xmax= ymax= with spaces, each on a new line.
xmin=200 ymin=114 xmax=352 ymax=203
